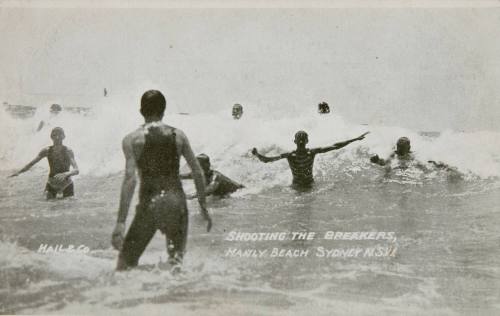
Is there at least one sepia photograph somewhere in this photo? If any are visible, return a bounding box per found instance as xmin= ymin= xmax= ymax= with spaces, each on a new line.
xmin=1 ymin=0 xmax=500 ymax=315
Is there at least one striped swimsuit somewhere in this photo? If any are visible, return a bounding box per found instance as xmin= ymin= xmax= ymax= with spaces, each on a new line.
xmin=284 ymin=150 xmax=316 ymax=187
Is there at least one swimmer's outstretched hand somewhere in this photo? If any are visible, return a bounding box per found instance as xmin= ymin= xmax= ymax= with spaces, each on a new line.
xmin=111 ymin=223 xmax=126 ymax=250
xmin=356 ymin=132 xmax=370 ymax=140
xmin=200 ymin=206 xmax=212 ymax=232
xmin=8 ymin=172 xmax=20 ymax=178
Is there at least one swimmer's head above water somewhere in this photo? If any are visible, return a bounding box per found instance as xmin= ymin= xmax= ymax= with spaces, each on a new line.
xmin=294 ymin=130 xmax=309 ymax=148
xmin=140 ymin=90 xmax=166 ymax=120
xmin=50 ymin=127 xmax=65 ymax=144
xmin=318 ymin=102 xmax=330 ymax=114
xmin=196 ymin=154 xmax=211 ymax=173
xmin=232 ymin=103 xmax=243 ymax=119
xmin=396 ymin=137 xmax=411 ymax=155
xmin=50 ymin=104 xmax=62 ymax=115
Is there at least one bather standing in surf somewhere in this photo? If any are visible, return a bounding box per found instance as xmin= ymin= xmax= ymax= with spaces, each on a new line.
xmin=9 ymin=127 xmax=79 ymax=199
xmin=111 ymin=90 xmax=211 ymax=271
xmin=252 ymin=131 xmax=369 ymax=189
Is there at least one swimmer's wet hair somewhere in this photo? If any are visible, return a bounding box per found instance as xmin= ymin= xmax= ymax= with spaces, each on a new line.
xmin=140 ymin=90 xmax=166 ymax=117
xmin=397 ymin=137 xmax=410 ymax=145
xmin=50 ymin=127 xmax=65 ymax=137
xmin=50 ymin=104 xmax=62 ymax=112
xmin=197 ymin=153 xmax=210 ymax=163
xmin=295 ymin=130 xmax=308 ymax=139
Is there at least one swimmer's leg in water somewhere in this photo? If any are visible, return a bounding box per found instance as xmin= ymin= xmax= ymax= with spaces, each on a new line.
xmin=45 ymin=183 xmax=57 ymax=200
xmin=151 ymin=191 xmax=189 ymax=266
xmin=62 ymin=183 xmax=74 ymax=197
xmin=117 ymin=206 xmax=156 ymax=270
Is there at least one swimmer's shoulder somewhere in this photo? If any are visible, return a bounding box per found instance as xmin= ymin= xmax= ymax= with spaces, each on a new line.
xmin=160 ymin=124 xmax=190 ymax=147
xmin=64 ymin=146 xmax=75 ymax=157
xmin=122 ymin=128 xmax=145 ymax=151
xmin=38 ymin=146 xmax=51 ymax=157
xmin=212 ymin=170 xmax=223 ymax=181
xmin=159 ymin=123 xmax=185 ymax=137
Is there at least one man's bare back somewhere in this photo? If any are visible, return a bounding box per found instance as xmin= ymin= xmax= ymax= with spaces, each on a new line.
xmin=125 ymin=123 xmax=188 ymax=166
xmin=112 ymin=90 xmax=211 ymax=271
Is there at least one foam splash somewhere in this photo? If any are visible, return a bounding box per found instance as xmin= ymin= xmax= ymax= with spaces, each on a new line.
xmin=2 ymin=101 xmax=500 ymax=185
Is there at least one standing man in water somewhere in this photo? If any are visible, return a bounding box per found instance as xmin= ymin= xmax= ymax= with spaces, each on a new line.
xmin=9 ymin=127 xmax=79 ymax=199
xmin=111 ymin=90 xmax=211 ymax=271
xmin=252 ymin=131 xmax=369 ymax=189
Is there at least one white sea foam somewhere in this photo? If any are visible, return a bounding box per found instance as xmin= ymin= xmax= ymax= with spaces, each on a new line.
xmin=2 ymin=101 xmax=500 ymax=191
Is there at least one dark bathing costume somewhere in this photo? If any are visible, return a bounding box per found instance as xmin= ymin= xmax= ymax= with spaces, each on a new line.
xmin=44 ymin=145 xmax=74 ymax=198
xmin=205 ymin=170 xmax=244 ymax=196
xmin=119 ymin=125 xmax=188 ymax=267
xmin=283 ymin=150 xmax=316 ymax=188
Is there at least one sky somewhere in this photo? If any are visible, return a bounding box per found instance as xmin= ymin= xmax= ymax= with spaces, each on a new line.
xmin=1 ymin=2 xmax=500 ymax=132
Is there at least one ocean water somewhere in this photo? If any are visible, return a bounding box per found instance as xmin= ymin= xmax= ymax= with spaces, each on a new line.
xmin=1 ymin=102 xmax=500 ymax=315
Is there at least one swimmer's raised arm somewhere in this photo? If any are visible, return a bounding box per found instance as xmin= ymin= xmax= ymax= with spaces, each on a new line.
xmin=8 ymin=148 xmax=48 ymax=178
xmin=312 ymin=132 xmax=369 ymax=154
xmin=252 ymin=148 xmax=289 ymax=163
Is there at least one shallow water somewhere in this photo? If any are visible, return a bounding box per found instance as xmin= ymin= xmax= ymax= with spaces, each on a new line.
xmin=1 ymin=163 xmax=499 ymax=315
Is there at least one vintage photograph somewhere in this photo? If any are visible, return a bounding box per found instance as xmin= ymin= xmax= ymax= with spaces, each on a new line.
xmin=1 ymin=0 xmax=499 ymax=315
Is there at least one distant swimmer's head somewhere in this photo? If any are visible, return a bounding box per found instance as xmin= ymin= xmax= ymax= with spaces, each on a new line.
xmin=50 ymin=103 xmax=62 ymax=114
xmin=196 ymin=153 xmax=211 ymax=172
xmin=396 ymin=137 xmax=411 ymax=155
xmin=140 ymin=90 xmax=166 ymax=119
xmin=318 ymin=102 xmax=330 ymax=114
xmin=232 ymin=103 xmax=243 ymax=119
xmin=294 ymin=130 xmax=309 ymax=146
xmin=50 ymin=127 xmax=65 ymax=142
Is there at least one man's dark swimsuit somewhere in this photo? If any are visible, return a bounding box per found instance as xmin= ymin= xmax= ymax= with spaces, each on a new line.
xmin=119 ymin=126 xmax=188 ymax=267
xmin=44 ymin=145 xmax=74 ymax=198
xmin=283 ymin=150 xmax=316 ymax=188
xmin=206 ymin=170 xmax=244 ymax=197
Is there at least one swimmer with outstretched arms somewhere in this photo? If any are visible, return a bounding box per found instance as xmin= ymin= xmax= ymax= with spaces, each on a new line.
xmin=181 ymin=154 xmax=244 ymax=198
xmin=9 ymin=127 xmax=79 ymax=199
xmin=111 ymin=90 xmax=211 ymax=271
xmin=252 ymin=131 xmax=369 ymax=189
